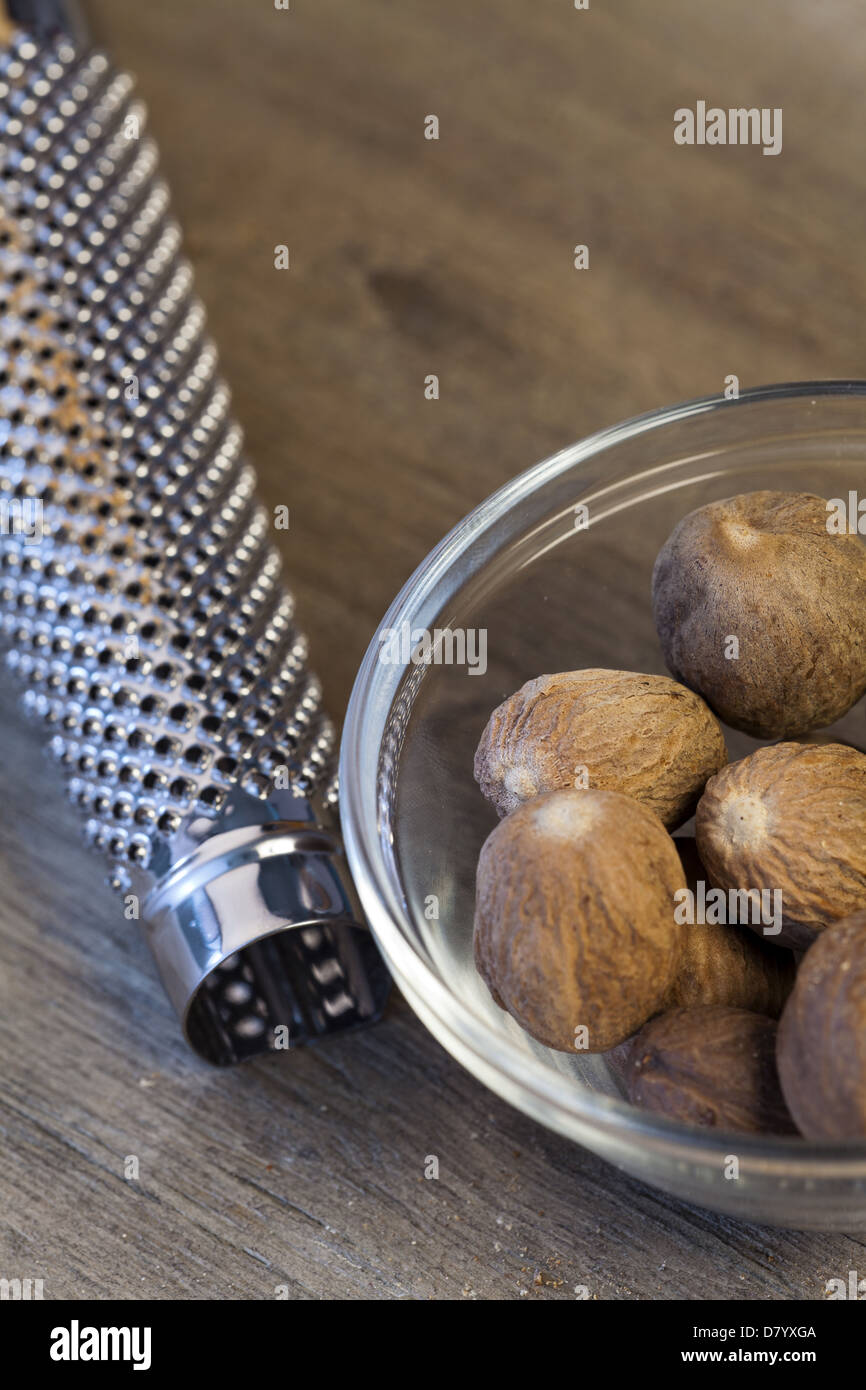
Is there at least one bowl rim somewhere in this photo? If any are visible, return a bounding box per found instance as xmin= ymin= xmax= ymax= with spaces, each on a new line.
xmin=339 ymin=379 xmax=866 ymax=1175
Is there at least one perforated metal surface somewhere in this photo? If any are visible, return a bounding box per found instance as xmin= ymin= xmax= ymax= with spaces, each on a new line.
xmin=0 ymin=31 xmax=389 ymax=1061
xmin=0 ymin=34 xmax=339 ymax=877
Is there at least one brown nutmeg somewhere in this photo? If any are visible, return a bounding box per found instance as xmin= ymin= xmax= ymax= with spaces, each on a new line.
xmin=473 ymin=669 xmax=727 ymax=829
xmin=473 ymin=788 xmax=686 ymax=1052
xmin=695 ymin=742 xmax=866 ymax=949
xmin=651 ymin=490 xmax=866 ymax=738
xmin=776 ymin=912 xmax=866 ymax=1140
xmin=670 ymin=839 xmax=795 ymax=1017
xmin=624 ymin=1006 xmax=797 ymax=1134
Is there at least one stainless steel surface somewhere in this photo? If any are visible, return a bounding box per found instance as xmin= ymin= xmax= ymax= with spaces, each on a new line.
xmin=0 ymin=28 xmax=389 ymax=1062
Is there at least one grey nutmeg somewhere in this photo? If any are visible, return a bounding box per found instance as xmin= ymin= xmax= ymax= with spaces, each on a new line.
xmin=651 ymin=490 xmax=866 ymax=739
xmin=624 ymin=1005 xmax=796 ymax=1134
xmin=776 ymin=911 xmax=866 ymax=1139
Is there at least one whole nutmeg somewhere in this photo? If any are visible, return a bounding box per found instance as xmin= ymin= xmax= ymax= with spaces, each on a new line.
xmin=695 ymin=742 xmax=866 ymax=949
xmin=474 ymin=669 xmax=727 ymax=829
xmin=651 ymin=490 xmax=866 ymax=738
xmin=473 ymin=788 xmax=685 ymax=1052
xmin=776 ymin=912 xmax=866 ymax=1139
xmin=670 ymin=839 xmax=795 ymax=1017
xmin=624 ymin=1006 xmax=797 ymax=1134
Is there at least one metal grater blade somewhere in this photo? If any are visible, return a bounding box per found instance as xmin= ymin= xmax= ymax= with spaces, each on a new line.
xmin=0 ymin=26 xmax=391 ymax=1063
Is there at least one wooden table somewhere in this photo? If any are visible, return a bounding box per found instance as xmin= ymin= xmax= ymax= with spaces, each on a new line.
xmin=2 ymin=0 xmax=865 ymax=1300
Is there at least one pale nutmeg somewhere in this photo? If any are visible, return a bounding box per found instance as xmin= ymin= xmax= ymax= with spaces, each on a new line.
xmin=473 ymin=669 xmax=727 ymax=830
xmin=695 ymin=742 xmax=866 ymax=950
xmin=652 ymin=490 xmax=866 ymax=739
xmin=776 ymin=911 xmax=866 ymax=1140
xmin=473 ymin=788 xmax=686 ymax=1052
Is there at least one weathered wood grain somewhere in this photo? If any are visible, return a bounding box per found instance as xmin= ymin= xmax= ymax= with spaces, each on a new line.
xmin=2 ymin=0 xmax=866 ymax=1299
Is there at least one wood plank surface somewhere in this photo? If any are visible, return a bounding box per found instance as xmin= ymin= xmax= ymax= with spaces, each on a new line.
xmin=2 ymin=0 xmax=866 ymax=1299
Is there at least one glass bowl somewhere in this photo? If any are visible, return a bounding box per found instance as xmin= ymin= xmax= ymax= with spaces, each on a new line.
xmin=339 ymin=380 xmax=866 ymax=1231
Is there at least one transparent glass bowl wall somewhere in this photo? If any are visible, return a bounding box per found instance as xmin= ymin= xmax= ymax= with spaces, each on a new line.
xmin=340 ymin=382 xmax=866 ymax=1230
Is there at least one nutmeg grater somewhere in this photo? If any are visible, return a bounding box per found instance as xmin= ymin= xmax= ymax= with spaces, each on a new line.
xmin=0 ymin=3 xmax=391 ymax=1062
